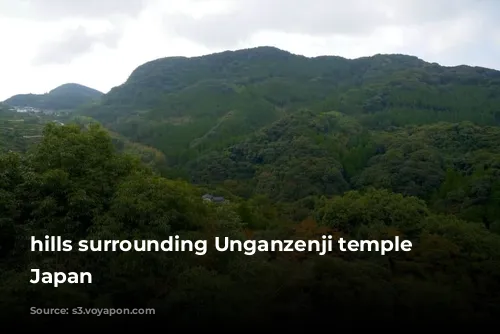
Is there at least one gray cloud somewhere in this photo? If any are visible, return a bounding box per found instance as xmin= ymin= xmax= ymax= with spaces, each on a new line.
xmin=0 ymin=0 xmax=150 ymax=20
xmin=164 ymin=0 xmax=499 ymax=48
xmin=32 ymin=26 xmax=122 ymax=65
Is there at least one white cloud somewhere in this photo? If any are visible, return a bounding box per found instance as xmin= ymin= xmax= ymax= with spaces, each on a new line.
xmin=0 ymin=0 xmax=499 ymax=101
xmin=32 ymin=25 xmax=122 ymax=66
xmin=0 ymin=0 xmax=150 ymax=20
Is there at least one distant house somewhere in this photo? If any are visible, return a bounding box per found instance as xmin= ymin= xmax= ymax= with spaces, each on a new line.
xmin=202 ymin=194 xmax=225 ymax=203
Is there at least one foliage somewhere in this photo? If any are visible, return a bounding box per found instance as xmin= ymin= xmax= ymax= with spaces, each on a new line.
xmin=1 ymin=124 xmax=499 ymax=327
xmin=78 ymin=47 xmax=500 ymax=166
xmin=2 ymin=47 xmax=500 ymax=326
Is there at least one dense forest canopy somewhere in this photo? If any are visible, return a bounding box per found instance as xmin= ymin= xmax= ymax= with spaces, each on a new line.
xmin=78 ymin=47 xmax=500 ymax=167
xmin=1 ymin=46 xmax=500 ymax=326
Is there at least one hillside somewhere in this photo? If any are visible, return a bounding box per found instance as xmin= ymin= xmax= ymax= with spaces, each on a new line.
xmin=1 ymin=116 xmax=500 ymax=326
xmin=72 ymin=46 xmax=500 ymax=228
xmin=2 ymin=47 xmax=500 ymax=326
xmin=0 ymin=105 xmax=166 ymax=170
xmin=0 ymin=103 xmax=54 ymax=152
xmin=188 ymin=110 xmax=500 ymax=229
xmin=4 ymin=83 xmax=103 ymax=112
xmin=79 ymin=46 xmax=500 ymax=167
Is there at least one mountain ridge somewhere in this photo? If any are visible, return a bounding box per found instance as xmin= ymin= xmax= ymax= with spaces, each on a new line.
xmin=115 ymin=47 xmax=500 ymax=93
xmin=102 ymin=46 xmax=500 ymax=108
xmin=77 ymin=45 xmax=500 ymax=170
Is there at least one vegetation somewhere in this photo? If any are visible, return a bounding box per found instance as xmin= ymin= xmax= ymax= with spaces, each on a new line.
xmin=3 ymin=83 xmax=103 ymax=111
xmin=0 ymin=107 xmax=166 ymax=170
xmin=79 ymin=47 xmax=500 ymax=167
xmin=2 ymin=47 xmax=500 ymax=326
xmin=0 ymin=104 xmax=53 ymax=152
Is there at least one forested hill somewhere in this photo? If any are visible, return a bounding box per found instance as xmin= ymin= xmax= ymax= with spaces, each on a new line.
xmin=79 ymin=46 xmax=500 ymax=167
xmin=188 ymin=110 xmax=500 ymax=228
xmin=2 ymin=47 xmax=500 ymax=326
xmin=4 ymin=83 xmax=103 ymax=111
xmin=72 ymin=45 xmax=500 ymax=230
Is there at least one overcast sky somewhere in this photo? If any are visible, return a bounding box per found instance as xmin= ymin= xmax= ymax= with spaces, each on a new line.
xmin=0 ymin=0 xmax=499 ymax=100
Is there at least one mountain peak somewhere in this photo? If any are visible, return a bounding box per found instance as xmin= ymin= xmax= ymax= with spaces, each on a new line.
xmin=4 ymin=83 xmax=103 ymax=111
xmin=48 ymin=83 xmax=103 ymax=96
